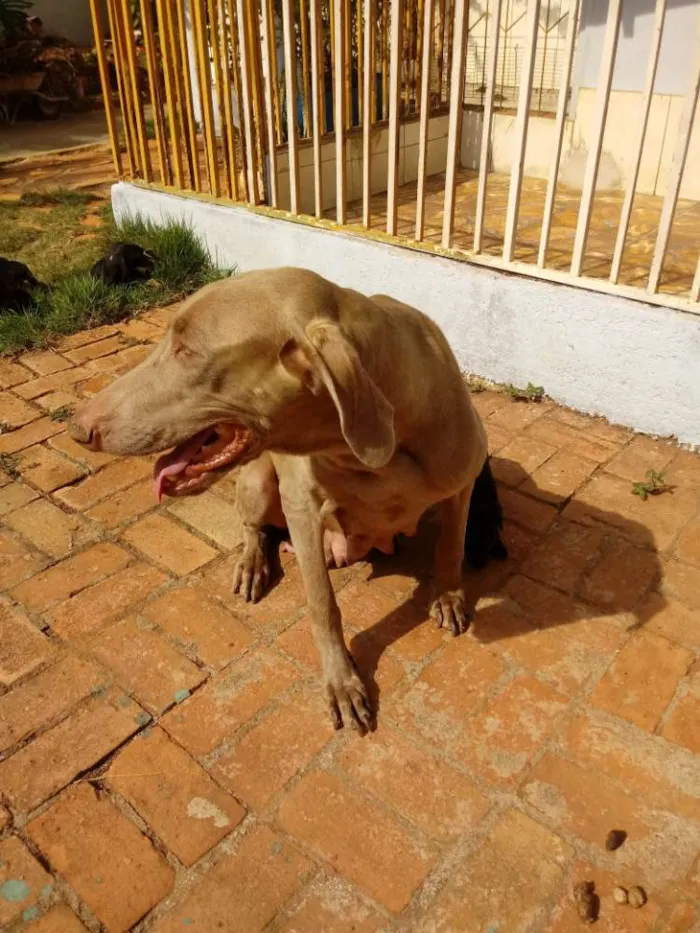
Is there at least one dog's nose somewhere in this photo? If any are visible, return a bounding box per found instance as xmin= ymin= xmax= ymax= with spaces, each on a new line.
xmin=68 ymin=409 xmax=102 ymax=450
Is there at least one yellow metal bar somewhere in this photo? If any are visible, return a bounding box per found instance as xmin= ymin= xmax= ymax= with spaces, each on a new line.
xmin=167 ymin=0 xmax=196 ymax=189
xmin=118 ymin=0 xmax=152 ymax=180
xmin=88 ymin=0 xmax=123 ymax=175
xmin=261 ymin=0 xmax=280 ymax=204
xmin=154 ymin=0 xmax=185 ymax=187
xmin=234 ymin=0 xmax=261 ymax=201
xmin=267 ymin=0 xmax=283 ymax=143
xmin=356 ymin=0 xmax=363 ymax=123
xmin=282 ymin=0 xmax=300 ymax=210
xmin=344 ymin=0 xmax=352 ymax=127
xmin=247 ymin=0 xmax=266 ymax=194
xmin=218 ymin=0 xmax=242 ymax=199
xmin=173 ymin=0 xmax=202 ymax=190
xmin=335 ymin=0 xmax=347 ymax=220
xmin=106 ymin=0 xmax=137 ymax=176
xmin=191 ymin=0 xmax=221 ymax=196
xmin=386 ymin=0 xmax=403 ymax=234
xmin=139 ymin=0 xmax=170 ymax=184
xmin=227 ymin=0 xmax=251 ymax=199
xmin=300 ymin=0 xmax=312 ymax=136
xmin=208 ymin=0 xmax=232 ymax=198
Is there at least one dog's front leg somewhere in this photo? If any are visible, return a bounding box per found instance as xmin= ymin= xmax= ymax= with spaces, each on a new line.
xmin=430 ymin=483 xmax=474 ymax=636
xmin=281 ymin=490 xmax=373 ymax=733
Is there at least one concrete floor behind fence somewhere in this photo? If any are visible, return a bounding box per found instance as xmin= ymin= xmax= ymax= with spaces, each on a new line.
xmin=0 ymin=311 xmax=699 ymax=932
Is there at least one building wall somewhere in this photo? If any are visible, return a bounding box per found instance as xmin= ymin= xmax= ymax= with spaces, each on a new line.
xmin=571 ymin=0 xmax=698 ymax=100
xmin=275 ymin=116 xmax=451 ymax=215
xmin=31 ymin=0 xmax=105 ymax=46
xmin=112 ymin=182 xmax=700 ymax=446
xmin=459 ymin=89 xmax=700 ymax=200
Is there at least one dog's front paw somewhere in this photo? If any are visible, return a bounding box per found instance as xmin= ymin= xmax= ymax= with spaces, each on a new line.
xmin=430 ymin=588 xmax=471 ymax=636
xmin=323 ymin=655 xmax=374 ymax=734
xmin=232 ymin=548 xmax=271 ymax=603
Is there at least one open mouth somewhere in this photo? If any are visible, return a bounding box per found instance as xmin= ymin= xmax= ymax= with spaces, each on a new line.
xmin=153 ymin=423 xmax=256 ymax=501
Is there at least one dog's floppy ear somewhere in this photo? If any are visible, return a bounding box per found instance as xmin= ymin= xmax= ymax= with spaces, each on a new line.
xmin=280 ymin=320 xmax=395 ymax=468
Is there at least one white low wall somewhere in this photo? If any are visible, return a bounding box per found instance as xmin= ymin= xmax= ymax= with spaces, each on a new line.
xmin=113 ymin=182 xmax=700 ymax=447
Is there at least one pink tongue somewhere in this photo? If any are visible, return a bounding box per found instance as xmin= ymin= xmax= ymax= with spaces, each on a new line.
xmin=153 ymin=428 xmax=214 ymax=502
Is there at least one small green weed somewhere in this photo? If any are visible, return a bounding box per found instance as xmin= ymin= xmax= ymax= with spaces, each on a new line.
xmin=465 ymin=375 xmax=489 ymax=394
xmin=0 ymin=453 xmax=21 ymax=479
xmin=507 ymin=382 xmax=545 ymax=402
xmin=50 ymin=405 xmax=75 ymax=423
xmin=631 ymin=470 xmax=672 ymax=501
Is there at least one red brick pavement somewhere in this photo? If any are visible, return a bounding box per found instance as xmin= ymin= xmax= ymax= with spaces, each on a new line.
xmin=0 ymin=308 xmax=698 ymax=932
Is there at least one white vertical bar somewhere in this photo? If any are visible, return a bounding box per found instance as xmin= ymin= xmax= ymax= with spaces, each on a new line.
xmin=610 ymin=0 xmax=666 ymax=283
xmin=647 ymin=22 xmax=700 ymax=294
xmin=387 ymin=0 xmax=404 ymax=235
xmin=415 ymin=0 xmax=434 ymax=240
xmin=282 ymin=0 xmax=300 ymax=212
xmin=570 ymin=0 xmax=622 ymax=277
xmin=260 ymin=0 xmax=279 ymax=207
xmin=310 ymin=0 xmax=323 ymax=217
xmin=473 ymin=0 xmax=503 ymax=253
xmin=502 ymin=0 xmax=541 ymax=262
xmin=335 ymin=0 xmax=347 ymax=223
xmin=441 ymin=0 xmax=468 ymax=248
xmin=362 ymin=0 xmax=376 ymax=227
xmin=537 ymin=0 xmax=580 ymax=267
xmin=692 ymin=255 xmax=700 ymax=302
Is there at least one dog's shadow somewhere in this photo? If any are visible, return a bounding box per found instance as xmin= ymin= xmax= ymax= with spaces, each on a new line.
xmin=345 ymin=457 xmax=667 ymax=716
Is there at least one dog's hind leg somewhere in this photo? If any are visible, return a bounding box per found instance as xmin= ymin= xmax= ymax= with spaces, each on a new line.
xmin=233 ymin=452 xmax=286 ymax=602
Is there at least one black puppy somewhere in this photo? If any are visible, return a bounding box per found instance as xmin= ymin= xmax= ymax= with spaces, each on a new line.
xmin=464 ymin=456 xmax=508 ymax=569
xmin=0 ymin=257 xmax=47 ymax=313
xmin=90 ymin=243 xmax=156 ymax=286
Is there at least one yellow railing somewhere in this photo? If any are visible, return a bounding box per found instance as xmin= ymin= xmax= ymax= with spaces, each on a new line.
xmin=91 ymin=0 xmax=700 ymax=313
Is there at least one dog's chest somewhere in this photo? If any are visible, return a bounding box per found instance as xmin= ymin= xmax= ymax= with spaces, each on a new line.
xmin=314 ymin=454 xmax=433 ymax=541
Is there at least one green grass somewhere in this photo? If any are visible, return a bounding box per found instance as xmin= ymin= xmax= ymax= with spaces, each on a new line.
xmin=18 ymin=189 xmax=99 ymax=208
xmin=0 ymin=191 xmax=232 ymax=354
xmin=0 ymin=189 xmax=108 ymax=286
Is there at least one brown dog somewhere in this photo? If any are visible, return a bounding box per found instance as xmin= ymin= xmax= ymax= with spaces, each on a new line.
xmin=70 ymin=268 xmax=487 ymax=732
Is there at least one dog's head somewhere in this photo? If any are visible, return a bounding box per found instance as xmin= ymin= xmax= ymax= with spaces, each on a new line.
xmin=69 ymin=269 xmax=395 ymax=499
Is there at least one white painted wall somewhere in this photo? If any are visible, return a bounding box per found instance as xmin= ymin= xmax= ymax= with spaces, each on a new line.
xmin=572 ymin=0 xmax=699 ymax=100
xmin=276 ymin=116 xmax=451 ymax=214
xmin=113 ymin=182 xmax=700 ymax=446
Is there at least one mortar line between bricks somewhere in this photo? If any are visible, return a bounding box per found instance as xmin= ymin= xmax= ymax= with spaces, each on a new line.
xmin=126 ymin=813 xmax=270 ymax=933
xmin=99 ymin=783 xmax=190 ymax=874
xmin=4 ymin=696 xmax=152 ymax=830
xmin=54 ymin=470 xmax=158 ymax=511
xmin=15 ymin=825 xmax=108 ymax=933
xmin=545 ymin=701 xmax=700 ymax=823
xmin=197 ymin=674 xmax=330 ymax=771
xmin=0 ymin=662 xmax=118 ymax=763
xmin=258 ymin=866 xmax=392 ymax=933
xmin=652 ymin=655 xmax=698 ymax=737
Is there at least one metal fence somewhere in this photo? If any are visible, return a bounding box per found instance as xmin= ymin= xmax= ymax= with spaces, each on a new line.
xmin=90 ymin=0 xmax=700 ymax=313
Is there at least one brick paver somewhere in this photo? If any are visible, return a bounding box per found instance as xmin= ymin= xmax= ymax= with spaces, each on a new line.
xmin=0 ymin=315 xmax=698 ymax=931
